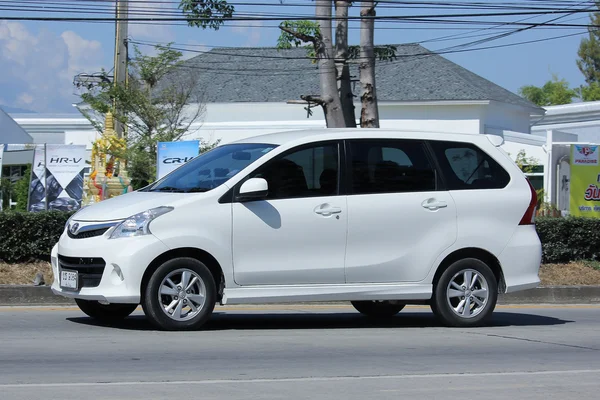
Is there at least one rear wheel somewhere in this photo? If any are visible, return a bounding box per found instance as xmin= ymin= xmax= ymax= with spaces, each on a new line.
xmin=351 ymin=301 xmax=405 ymax=317
xmin=75 ymin=299 xmax=138 ymax=321
xmin=431 ymin=258 xmax=498 ymax=327
xmin=143 ymin=257 xmax=216 ymax=331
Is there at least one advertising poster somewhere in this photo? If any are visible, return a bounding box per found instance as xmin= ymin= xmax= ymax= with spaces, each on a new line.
xmin=27 ymin=145 xmax=46 ymax=212
xmin=156 ymin=140 xmax=199 ymax=180
xmin=44 ymin=144 xmax=87 ymax=212
xmin=569 ymin=144 xmax=600 ymax=217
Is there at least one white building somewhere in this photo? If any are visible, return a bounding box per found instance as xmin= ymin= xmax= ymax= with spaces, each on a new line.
xmin=527 ymin=101 xmax=600 ymax=213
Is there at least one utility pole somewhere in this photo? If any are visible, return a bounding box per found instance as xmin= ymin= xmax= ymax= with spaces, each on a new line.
xmin=113 ymin=0 xmax=129 ymax=138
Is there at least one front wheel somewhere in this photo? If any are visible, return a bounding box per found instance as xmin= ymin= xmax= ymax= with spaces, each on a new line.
xmin=431 ymin=258 xmax=498 ymax=327
xmin=75 ymin=299 xmax=138 ymax=321
xmin=351 ymin=301 xmax=405 ymax=317
xmin=143 ymin=257 xmax=216 ymax=331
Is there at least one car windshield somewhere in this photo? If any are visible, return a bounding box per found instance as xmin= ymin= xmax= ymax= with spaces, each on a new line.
xmin=146 ymin=143 xmax=277 ymax=193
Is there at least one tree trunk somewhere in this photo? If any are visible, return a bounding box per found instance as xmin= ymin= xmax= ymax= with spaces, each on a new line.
xmin=335 ymin=0 xmax=356 ymax=127
xmin=359 ymin=0 xmax=380 ymax=128
xmin=316 ymin=0 xmax=346 ymax=128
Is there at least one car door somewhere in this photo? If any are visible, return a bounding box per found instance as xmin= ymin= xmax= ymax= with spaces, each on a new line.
xmin=344 ymin=139 xmax=458 ymax=283
xmin=232 ymin=141 xmax=347 ymax=286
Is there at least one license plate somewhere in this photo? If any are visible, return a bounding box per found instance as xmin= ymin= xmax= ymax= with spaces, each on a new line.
xmin=60 ymin=270 xmax=78 ymax=290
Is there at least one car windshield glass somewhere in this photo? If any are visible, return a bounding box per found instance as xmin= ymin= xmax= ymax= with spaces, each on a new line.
xmin=146 ymin=143 xmax=277 ymax=193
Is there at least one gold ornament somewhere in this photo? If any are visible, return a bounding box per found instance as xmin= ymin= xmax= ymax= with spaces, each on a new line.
xmin=82 ymin=112 xmax=132 ymax=206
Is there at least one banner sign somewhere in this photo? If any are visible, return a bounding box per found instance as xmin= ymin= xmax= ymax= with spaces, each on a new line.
xmin=27 ymin=145 xmax=46 ymax=212
xmin=569 ymin=144 xmax=600 ymax=217
xmin=156 ymin=140 xmax=199 ymax=180
xmin=45 ymin=144 xmax=86 ymax=212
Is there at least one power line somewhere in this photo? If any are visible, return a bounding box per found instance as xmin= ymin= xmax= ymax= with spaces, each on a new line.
xmin=127 ymin=29 xmax=586 ymax=67
xmin=1 ymin=8 xmax=599 ymax=22
xmin=130 ymin=29 xmax=585 ymax=78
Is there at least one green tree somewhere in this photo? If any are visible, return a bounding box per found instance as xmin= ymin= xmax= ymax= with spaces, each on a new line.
xmin=78 ymin=44 xmax=213 ymax=189
xmin=518 ymin=75 xmax=577 ymax=106
xmin=12 ymin=165 xmax=31 ymax=211
xmin=578 ymin=1 xmax=600 ymax=85
xmin=179 ymin=0 xmax=234 ymax=30
xmin=579 ymin=82 xmax=600 ymax=101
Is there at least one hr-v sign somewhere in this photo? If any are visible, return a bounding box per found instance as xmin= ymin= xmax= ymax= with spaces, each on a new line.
xmin=48 ymin=157 xmax=83 ymax=164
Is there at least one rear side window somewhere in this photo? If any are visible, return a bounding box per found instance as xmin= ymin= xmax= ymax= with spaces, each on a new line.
xmin=429 ymin=141 xmax=510 ymax=190
xmin=349 ymin=140 xmax=436 ymax=194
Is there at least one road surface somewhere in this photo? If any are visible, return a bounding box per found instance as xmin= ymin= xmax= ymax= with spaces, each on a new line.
xmin=0 ymin=304 xmax=599 ymax=399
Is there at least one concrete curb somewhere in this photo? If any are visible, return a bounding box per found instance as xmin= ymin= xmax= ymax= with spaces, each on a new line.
xmin=0 ymin=285 xmax=74 ymax=306
xmin=498 ymin=286 xmax=600 ymax=304
xmin=1 ymin=285 xmax=600 ymax=306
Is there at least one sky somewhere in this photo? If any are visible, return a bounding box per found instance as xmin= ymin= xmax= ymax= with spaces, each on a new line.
xmin=0 ymin=0 xmax=592 ymax=114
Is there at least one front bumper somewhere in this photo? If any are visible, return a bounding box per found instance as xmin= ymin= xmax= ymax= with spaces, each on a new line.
xmin=51 ymin=232 xmax=170 ymax=304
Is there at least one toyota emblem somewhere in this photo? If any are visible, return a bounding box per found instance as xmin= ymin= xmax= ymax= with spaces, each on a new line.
xmin=70 ymin=223 xmax=80 ymax=235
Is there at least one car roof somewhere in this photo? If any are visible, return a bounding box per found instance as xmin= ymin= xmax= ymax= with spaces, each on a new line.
xmin=230 ymin=128 xmax=497 ymax=147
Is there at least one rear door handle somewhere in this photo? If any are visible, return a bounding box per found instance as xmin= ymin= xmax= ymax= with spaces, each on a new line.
xmin=314 ymin=204 xmax=342 ymax=216
xmin=421 ymin=199 xmax=448 ymax=210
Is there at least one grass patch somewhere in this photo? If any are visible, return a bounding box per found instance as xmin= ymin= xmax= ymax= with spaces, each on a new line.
xmin=0 ymin=262 xmax=53 ymax=285
xmin=539 ymin=262 xmax=600 ymax=286
xmin=580 ymin=260 xmax=600 ymax=271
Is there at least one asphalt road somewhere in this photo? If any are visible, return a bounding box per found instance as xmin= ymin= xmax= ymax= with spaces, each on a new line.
xmin=1 ymin=304 xmax=599 ymax=400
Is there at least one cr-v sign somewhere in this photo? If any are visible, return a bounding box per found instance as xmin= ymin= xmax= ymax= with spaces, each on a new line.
xmin=162 ymin=157 xmax=194 ymax=164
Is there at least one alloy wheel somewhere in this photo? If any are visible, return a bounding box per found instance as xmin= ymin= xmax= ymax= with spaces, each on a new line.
xmin=445 ymin=268 xmax=489 ymax=319
xmin=158 ymin=268 xmax=207 ymax=321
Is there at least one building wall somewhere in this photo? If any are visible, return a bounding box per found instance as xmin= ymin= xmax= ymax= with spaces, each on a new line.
xmin=531 ymin=101 xmax=600 ymax=143
xmin=483 ymin=101 xmax=533 ymax=135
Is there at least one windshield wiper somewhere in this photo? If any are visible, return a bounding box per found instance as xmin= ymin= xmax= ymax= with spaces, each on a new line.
xmin=185 ymin=187 xmax=210 ymax=193
xmin=152 ymin=186 xmax=185 ymax=193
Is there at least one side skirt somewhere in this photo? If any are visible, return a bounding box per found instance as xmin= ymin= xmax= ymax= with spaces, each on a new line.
xmin=221 ymin=283 xmax=432 ymax=305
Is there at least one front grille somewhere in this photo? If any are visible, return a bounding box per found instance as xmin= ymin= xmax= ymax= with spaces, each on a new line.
xmin=58 ymin=255 xmax=106 ymax=288
xmin=67 ymin=227 xmax=110 ymax=239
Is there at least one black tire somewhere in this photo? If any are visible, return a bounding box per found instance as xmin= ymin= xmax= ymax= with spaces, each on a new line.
xmin=431 ymin=258 xmax=498 ymax=327
xmin=351 ymin=301 xmax=405 ymax=317
xmin=74 ymin=298 xmax=138 ymax=321
xmin=143 ymin=257 xmax=216 ymax=331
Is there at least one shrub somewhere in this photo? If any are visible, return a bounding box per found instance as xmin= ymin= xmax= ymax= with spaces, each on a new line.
xmin=0 ymin=211 xmax=73 ymax=263
xmin=536 ymin=217 xmax=600 ymax=263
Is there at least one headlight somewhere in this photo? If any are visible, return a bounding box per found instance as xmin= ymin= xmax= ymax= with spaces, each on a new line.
xmin=109 ymin=207 xmax=173 ymax=239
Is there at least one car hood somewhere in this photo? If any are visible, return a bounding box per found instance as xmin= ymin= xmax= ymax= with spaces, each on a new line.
xmin=72 ymin=191 xmax=187 ymax=222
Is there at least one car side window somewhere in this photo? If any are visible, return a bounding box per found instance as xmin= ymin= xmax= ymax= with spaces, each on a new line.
xmin=429 ymin=141 xmax=510 ymax=190
xmin=349 ymin=140 xmax=436 ymax=194
xmin=249 ymin=143 xmax=339 ymax=200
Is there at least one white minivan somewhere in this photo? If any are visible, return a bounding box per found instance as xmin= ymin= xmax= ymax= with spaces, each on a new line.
xmin=51 ymin=129 xmax=541 ymax=330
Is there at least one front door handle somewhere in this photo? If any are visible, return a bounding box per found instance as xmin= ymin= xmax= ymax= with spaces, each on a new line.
xmin=314 ymin=204 xmax=342 ymax=216
xmin=422 ymin=198 xmax=448 ymax=210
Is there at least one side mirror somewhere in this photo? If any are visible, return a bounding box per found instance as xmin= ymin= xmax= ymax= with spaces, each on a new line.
xmin=237 ymin=178 xmax=269 ymax=201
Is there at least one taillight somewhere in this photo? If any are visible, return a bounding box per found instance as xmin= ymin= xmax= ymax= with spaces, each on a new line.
xmin=519 ymin=178 xmax=538 ymax=225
